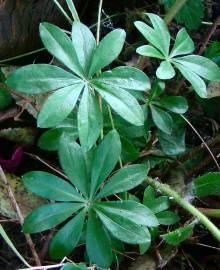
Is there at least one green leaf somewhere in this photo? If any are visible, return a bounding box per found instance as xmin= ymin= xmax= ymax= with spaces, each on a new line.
xmin=37 ymin=83 xmax=83 ymax=128
xmin=66 ymin=0 xmax=80 ymax=21
xmin=40 ymin=22 xmax=84 ymax=77
xmin=147 ymin=13 xmax=170 ymax=57
xmin=173 ymin=55 xmax=220 ymax=81
xmin=192 ymin=172 xmax=220 ymax=197
xmin=156 ymin=96 xmax=188 ymax=114
xmin=59 ymin=134 xmax=89 ymax=197
xmin=95 ymin=201 xmax=158 ymax=227
xmin=61 ymin=263 xmax=87 ymax=270
xmin=139 ymin=241 xmax=151 ymax=255
xmin=23 ymin=203 xmax=83 ymax=233
xmin=149 ymin=80 xmax=165 ymax=100
xmin=6 ymin=64 xmax=80 ymax=94
xmin=38 ymin=116 xmax=78 ymax=151
xmin=72 ymin=22 xmax=96 ymax=73
xmin=173 ymin=61 xmax=207 ymax=98
xmin=78 ymin=86 xmax=102 ymax=151
xmin=150 ymin=105 xmax=173 ymax=134
xmin=88 ymin=29 xmax=126 ymax=77
xmin=86 ymin=210 xmax=113 ymax=268
xmin=143 ymin=186 xmax=170 ymax=214
xmin=96 ymin=164 xmax=149 ymax=199
xmin=49 ymin=209 xmax=86 ymax=259
xmin=121 ymin=136 xmax=139 ymax=163
xmin=156 ymin=61 xmax=175 ymax=80
xmin=162 ymin=224 xmax=194 ymax=245
xmin=90 ymin=130 xmax=121 ymax=197
xmin=92 ymin=66 xmax=150 ymax=91
xmin=136 ymin=45 xmax=164 ymax=59
xmin=96 ymin=209 xmax=151 ymax=244
xmin=170 ymin=28 xmax=194 ymax=58
xmin=158 ymin=126 xmax=186 ymax=156
xmin=93 ymin=83 xmax=144 ymax=126
xmin=23 ymin=171 xmax=85 ymax=202
xmin=156 ymin=211 xmax=180 ymax=225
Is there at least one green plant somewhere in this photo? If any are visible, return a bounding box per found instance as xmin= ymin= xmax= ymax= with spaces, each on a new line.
xmin=22 ymin=130 xmax=158 ymax=268
xmin=135 ymin=13 xmax=220 ymax=98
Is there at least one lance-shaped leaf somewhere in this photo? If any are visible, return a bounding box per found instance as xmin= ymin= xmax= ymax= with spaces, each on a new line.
xmin=61 ymin=264 xmax=87 ymax=270
xmin=37 ymin=83 xmax=84 ymax=128
xmin=93 ymin=83 xmax=144 ymax=126
xmin=136 ymin=45 xmax=164 ymax=59
xmin=90 ymin=130 xmax=121 ymax=197
xmin=40 ymin=22 xmax=84 ymax=77
xmin=94 ymin=201 xmax=158 ymax=227
xmin=49 ymin=209 xmax=86 ymax=259
xmin=23 ymin=171 xmax=85 ymax=202
xmin=77 ymin=86 xmax=102 ymax=151
xmin=86 ymin=210 xmax=113 ymax=268
xmin=173 ymin=61 xmax=207 ymax=98
xmin=156 ymin=61 xmax=175 ymax=80
xmin=92 ymin=66 xmax=150 ymax=91
xmin=96 ymin=209 xmax=151 ymax=244
xmin=6 ymin=64 xmax=80 ymax=94
xmin=150 ymin=105 xmax=173 ymax=134
xmin=23 ymin=203 xmax=83 ymax=233
xmin=170 ymin=28 xmax=194 ymax=58
xmin=96 ymin=164 xmax=149 ymax=199
xmin=88 ymin=29 xmax=126 ymax=77
xmin=59 ymin=134 xmax=89 ymax=197
xmin=156 ymin=211 xmax=180 ymax=225
xmin=173 ymin=55 xmax=220 ymax=81
xmin=155 ymin=96 xmax=188 ymax=114
xmin=72 ymin=22 xmax=96 ymax=73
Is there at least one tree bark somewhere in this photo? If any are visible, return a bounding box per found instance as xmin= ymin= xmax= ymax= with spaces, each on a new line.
xmin=0 ymin=0 xmax=74 ymax=59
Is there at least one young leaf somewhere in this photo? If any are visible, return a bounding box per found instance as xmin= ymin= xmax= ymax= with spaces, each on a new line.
xmin=96 ymin=209 xmax=151 ymax=244
xmin=162 ymin=224 xmax=194 ymax=245
xmin=173 ymin=55 xmax=220 ymax=81
xmin=77 ymin=86 xmax=102 ymax=151
xmin=37 ymin=84 xmax=83 ymax=128
xmin=147 ymin=13 xmax=170 ymax=57
xmin=150 ymin=105 xmax=173 ymax=134
xmin=23 ymin=203 xmax=83 ymax=233
xmin=149 ymin=80 xmax=165 ymax=100
xmin=156 ymin=61 xmax=175 ymax=80
xmin=95 ymin=201 xmax=158 ymax=227
xmin=136 ymin=45 xmax=164 ymax=59
xmin=156 ymin=211 xmax=180 ymax=225
xmin=40 ymin=22 xmax=84 ymax=77
xmin=143 ymin=186 xmax=170 ymax=214
xmin=49 ymin=209 xmax=86 ymax=259
xmin=170 ymin=28 xmax=194 ymax=58
xmin=158 ymin=127 xmax=186 ymax=156
xmin=86 ymin=211 xmax=113 ymax=268
xmin=156 ymin=96 xmax=188 ymax=114
xmin=88 ymin=29 xmax=126 ymax=77
xmin=93 ymin=83 xmax=144 ymax=126
xmin=173 ymin=61 xmax=207 ymax=98
xmin=61 ymin=263 xmax=87 ymax=270
xmin=192 ymin=172 xmax=220 ymax=197
xmin=59 ymin=134 xmax=89 ymax=197
xmin=90 ymin=130 xmax=121 ymax=197
xmin=66 ymin=0 xmax=80 ymax=21
xmin=23 ymin=171 xmax=85 ymax=202
xmin=92 ymin=66 xmax=150 ymax=91
xmin=96 ymin=164 xmax=149 ymax=199
xmin=72 ymin=22 xmax=96 ymax=73
xmin=6 ymin=64 xmax=80 ymax=94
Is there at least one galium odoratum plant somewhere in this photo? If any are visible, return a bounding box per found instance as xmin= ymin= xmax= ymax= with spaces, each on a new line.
xmin=135 ymin=13 xmax=220 ymax=98
xmin=22 ymin=130 xmax=158 ymax=268
xmin=6 ymin=19 xmax=150 ymax=151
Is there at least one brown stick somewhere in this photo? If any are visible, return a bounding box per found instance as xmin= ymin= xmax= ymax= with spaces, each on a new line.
xmin=0 ymin=165 xmax=41 ymax=266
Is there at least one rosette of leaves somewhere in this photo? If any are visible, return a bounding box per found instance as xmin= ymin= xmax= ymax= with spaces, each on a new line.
xmin=146 ymin=80 xmax=188 ymax=135
xmin=22 ymin=130 xmax=158 ymax=268
xmin=7 ymin=20 xmax=150 ymax=151
xmin=135 ymin=13 xmax=220 ymax=98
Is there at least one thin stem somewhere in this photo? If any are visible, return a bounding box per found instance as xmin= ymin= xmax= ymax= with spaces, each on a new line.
xmin=164 ymin=0 xmax=188 ymax=25
xmin=0 ymin=166 xmax=41 ymax=266
xmin=53 ymin=0 xmax=73 ymax=24
xmin=198 ymin=208 xmax=220 ymax=219
xmin=146 ymin=177 xmax=220 ymax=243
xmin=181 ymin=115 xmax=220 ymax=171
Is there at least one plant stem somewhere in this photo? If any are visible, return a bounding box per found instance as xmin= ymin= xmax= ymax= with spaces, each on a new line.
xmin=146 ymin=177 xmax=220 ymax=243
xmin=198 ymin=208 xmax=220 ymax=219
xmin=53 ymin=0 xmax=73 ymax=24
xmin=164 ymin=0 xmax=188 ymax=25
